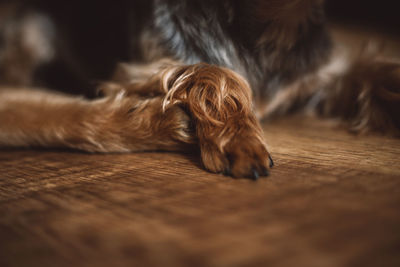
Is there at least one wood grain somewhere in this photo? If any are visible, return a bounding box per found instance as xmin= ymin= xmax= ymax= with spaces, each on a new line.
xmin=1 ymin=116 xmax=399 ymax=267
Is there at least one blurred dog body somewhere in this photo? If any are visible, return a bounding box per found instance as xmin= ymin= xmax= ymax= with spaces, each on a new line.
xmin=0 ymin=0 xmax=399 ymax=178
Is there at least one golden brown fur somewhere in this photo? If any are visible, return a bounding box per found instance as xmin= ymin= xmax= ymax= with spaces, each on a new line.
xmin=0 ymin=61 xmax=271 ymax=178
xmin=0 ymin=0 xmax=400 ymax=179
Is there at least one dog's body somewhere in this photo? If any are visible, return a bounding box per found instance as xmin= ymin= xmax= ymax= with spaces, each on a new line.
xmin=1 ymin=0 xmax=399 ymax=178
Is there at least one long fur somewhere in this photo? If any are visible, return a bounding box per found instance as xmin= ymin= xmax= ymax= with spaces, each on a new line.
xmin=0 ymin=0 xmax=399 ymax=178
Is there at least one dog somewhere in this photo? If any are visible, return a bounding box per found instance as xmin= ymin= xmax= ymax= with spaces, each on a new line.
xmin=0 ymin=0 xmax=399 ymax=179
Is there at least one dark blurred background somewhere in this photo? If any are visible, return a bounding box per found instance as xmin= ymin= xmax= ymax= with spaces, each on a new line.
xmin=326 ymin=0 xmax=400 ymax=34
xmin=0 ymin=0 xmax=398 ymax=97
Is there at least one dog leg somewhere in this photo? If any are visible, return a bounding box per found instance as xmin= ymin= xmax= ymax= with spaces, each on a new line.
xmin=0 ymin=62 xmax=272 ymax=178
xmin=0 ymin=88 xmax=193 ymax=152
xmin=316 ymin=57 xmax=400 ymax=135
xmin=260 ymin=46 xmax=400 ymax=136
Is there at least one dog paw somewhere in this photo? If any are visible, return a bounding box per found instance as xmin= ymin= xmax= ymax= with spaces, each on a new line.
xmin=318 ymin=58 xmax=400 ymax=136
xmin=199 ymin=129 xmax=273 ymax=179
xmin=343 ymin=59 xmax=400 ymax=135
xmin=158 ymin=62 xmax=273 ymax=178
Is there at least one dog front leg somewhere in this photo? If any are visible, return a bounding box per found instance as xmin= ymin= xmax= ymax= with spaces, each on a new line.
xmin=0 ymin=62 xmax=273 ymax=179
xmin=0 ymin=88 xmax=193 ymax=152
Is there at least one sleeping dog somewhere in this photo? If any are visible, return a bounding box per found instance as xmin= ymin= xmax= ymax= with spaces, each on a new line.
xmin=0 ymin=0 xmax=399 ymax=178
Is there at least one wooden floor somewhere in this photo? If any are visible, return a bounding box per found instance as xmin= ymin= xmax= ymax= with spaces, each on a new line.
xmin=1 ymin=116 xmax=399 ymax=267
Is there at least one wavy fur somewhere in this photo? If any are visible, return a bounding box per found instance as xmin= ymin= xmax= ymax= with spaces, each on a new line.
xmin=0 ymin=0 xmax=399 ymax=178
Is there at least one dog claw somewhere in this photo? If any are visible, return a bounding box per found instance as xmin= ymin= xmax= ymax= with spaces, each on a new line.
xmin=268 ymin=155 xmax=274 ymax=168
xmin=250 ymin=169 xmax=259 ymax=180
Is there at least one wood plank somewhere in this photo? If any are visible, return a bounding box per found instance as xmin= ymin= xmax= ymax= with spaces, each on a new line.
xmin=1 ymin=116 xmax=399 ymax=267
